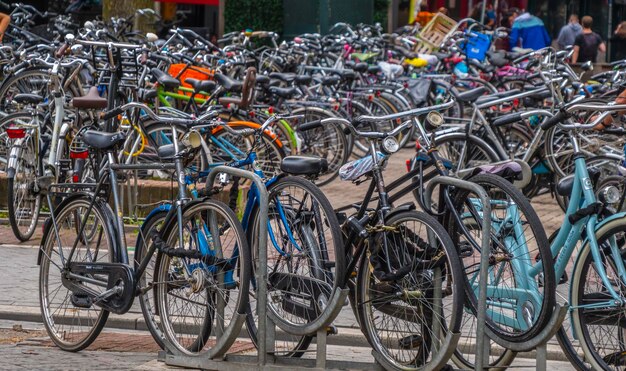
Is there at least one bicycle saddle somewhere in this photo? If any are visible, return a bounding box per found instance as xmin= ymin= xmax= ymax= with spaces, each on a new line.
xmin=184 ymin=78 xmax=216 ymax=94
xmin=71 ymin=86 xmax=107 ymax=109
xmin=81 ymin=130 xmax=126 ymax=150
xmin=345 ymin=61 xmax=368 ymax=73
xmin=14 ymin=93 xmax=44 ymax=105
xmin=268 ymin=86 xmax=298 ymax=99
xmin=475 ymin=89 xmax=521 ymax=105
xmin=214 ymin=73 xmax=243 ymax=92
xmin=486 ymin=51 xmax=509 ymax=67
xmin=368 ymin=65 xmax=381 ymax=74
xmin=456 ymin=87 xmax=487 ymax=103
xmin=151 ymin=68 xmax=180 ymax=91
xmin=256 ymin=75 xmax=271 ymax=85
xmin=269 ymin=72 xmax=296 ymax=83
xmin=280 ymin=155 xmax=328 ymax=175
xmin=556 ymin=167 xmax=601 ymax=197
xmin=295 ymin=75 xmax=312 ymax=85
xmin=320 ymin=75 xmax=341 ymax=86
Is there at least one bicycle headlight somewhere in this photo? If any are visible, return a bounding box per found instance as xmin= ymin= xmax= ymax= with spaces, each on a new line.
xmin=425 ymin=111 xmax=444 ymax=130
xmin=600 ymin=185 xmax=620 ymax=205
xmin=182 ymin=130 xmax=202 ymax=149
xmin=381 ymin=136 xmax=400 ymax=154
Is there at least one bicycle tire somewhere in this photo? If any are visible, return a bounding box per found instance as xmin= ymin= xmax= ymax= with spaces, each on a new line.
xmin=357 ymin=210 xmax=463 ymax=369
xmin=570 ymin=217 xmax=626 ymax=371
xmin=134 ymin=209 xmax=169 ymax=350
xmin=155 ymin=199 xmax=250 ymax=357
xmin=8 ymin=131 xmax=41 ymax=241
xmin=445 ymin=173 xmax=555 ymax=344
xmin=290 ymin=106 xmax=349 ymax=186
xmin=246 ymin=175 xmax=346 ymax=338
xmin=39 ymin=195 xmax=116 ymax=351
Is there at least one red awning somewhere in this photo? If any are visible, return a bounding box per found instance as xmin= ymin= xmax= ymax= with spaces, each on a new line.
xmin=156 ymin=0 xmax=219 ymax=5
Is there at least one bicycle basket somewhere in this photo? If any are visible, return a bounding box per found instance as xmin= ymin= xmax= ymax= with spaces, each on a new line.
xmin=339 ymin=152 xmax=386 ymax=181
xmin=462 ymin=32 xmax=491 ymax=62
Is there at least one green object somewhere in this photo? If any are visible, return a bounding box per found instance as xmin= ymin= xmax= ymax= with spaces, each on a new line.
xmin=224 ymin=0 xmax=283 ymax=34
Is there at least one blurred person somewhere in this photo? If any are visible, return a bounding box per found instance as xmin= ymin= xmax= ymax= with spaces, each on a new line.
xmin=0 ymin=12 xmax=9 ymax=42
xmin=572 ymin=16 xmax=605 ymax=63
xmin=613 ymin=21 xmax=626 ymax=61
xmin=557 ymin=14 xmax=582 ymax=50
xmin=508 ymin=8 xmax=551 ymax=50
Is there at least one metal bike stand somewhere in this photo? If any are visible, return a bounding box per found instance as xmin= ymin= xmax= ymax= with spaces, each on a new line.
xmin=424 ymin=176 xmax=492 ymax=370
xmin=485 ymin=304 xmax=568 ymax=371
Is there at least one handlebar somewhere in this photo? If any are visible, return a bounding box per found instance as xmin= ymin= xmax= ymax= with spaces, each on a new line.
xmin=299 ymin=100 xmax=455 ymax=139
xmin=101 ymin=102 xmax=219 ymax=125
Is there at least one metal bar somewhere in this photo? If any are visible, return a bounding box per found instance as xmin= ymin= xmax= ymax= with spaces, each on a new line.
xmin=110 ymin=163 xmax=177 ymax=170
xmin=205 ymin=166 xmax=269 ymax=366
xmin=424 ymin=176 xmax=491 ymax=370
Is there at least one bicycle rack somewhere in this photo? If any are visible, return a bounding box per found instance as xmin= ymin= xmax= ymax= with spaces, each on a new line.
xmin=424 ymin=176 xmax=492 ymax=370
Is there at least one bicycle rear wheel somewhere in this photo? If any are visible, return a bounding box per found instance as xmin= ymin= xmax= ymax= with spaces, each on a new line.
xmin=246 ymin=176 xmax=346 ymax=339
xmin=8 ymin=131 xmax=41 ymax=241
xmin=155 ymin=199 xmax=250 ymax=356
xmin=39 ymin=196 xmax=115 ymax=351
xmin=357 ymin=210 xmax=463 ymax=369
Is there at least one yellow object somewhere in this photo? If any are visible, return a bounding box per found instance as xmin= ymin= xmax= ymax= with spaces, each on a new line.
xmin=405 ymin=58 xmax=428 ymax=68
xmin=123 ymin=123 xmax=147 ymax=157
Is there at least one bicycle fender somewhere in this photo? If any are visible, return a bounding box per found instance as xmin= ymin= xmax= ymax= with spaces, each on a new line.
xmin=144 ymin=203 xmax=171 ymax=222
xmin=37 ymin=194 xmax=121 ymax=265
xmin=6 ymin=138 xmax=25 ymax=178
xmin=384 ymin=202 xmax=416 ymax=221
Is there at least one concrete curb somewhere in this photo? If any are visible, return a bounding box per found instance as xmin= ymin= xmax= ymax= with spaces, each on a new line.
xmin=0 ymin=304 xmax=571 ymax=361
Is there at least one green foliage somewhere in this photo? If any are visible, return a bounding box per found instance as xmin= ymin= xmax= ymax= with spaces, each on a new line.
xmin=373 ymin=0 xmax=389 ymax=26
xmin=224 ymin=0 xmax=283 ymax=35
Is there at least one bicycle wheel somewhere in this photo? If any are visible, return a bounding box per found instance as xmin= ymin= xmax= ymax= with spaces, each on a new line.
xmin=445 ymin=173 xmax=555 ymax=344
xmin=357 ymin=210 xmax=463 ymax=369
xmin=39 ymin=196 xmax=115 ymax=351
xmin=433 ymin=132 xmax=502 ymax=171
xmin=245 ymin=202 xmax=314 ymax=357
xmin=155 ymin=199 xmax=250 ymax=356
xmin=8 ymin=132 xmax=41 ymax=241
xmin=134 ymin=208 xmax=169 ymax=350
xmin=291 ymin=106 xmax=349 ymax=186
xmin=246 ymin=176 xmax=346 ymax=339
xmin=570 ymin=217 xmax=626 ymax=371
xmin=211 ymin=121 xmax=286 ymax=176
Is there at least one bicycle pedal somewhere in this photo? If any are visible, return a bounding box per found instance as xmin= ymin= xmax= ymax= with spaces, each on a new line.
xmin=459 ymin=242 xmax=473 ymax=258
xmin=398 ymin=334 xmax=424 ymax=350
xmin=603 ymin=350 xmax=626 ymax=366
xmin=70 ymin=293 xmax=93 ymax=309
xmin=326 ymin=325 xmax=338 ymax=335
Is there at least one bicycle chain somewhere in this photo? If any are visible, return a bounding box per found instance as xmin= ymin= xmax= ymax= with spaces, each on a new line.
xmin=149 ymin=230 xmax=234 ymax=271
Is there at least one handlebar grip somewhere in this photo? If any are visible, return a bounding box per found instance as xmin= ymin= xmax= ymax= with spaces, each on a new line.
xmin=101 ymin=107 xmax=123 ymax=121
xmin=298 ymin=120 xmax=322 ymax=132
xmin=55 ymin=43 xmax=69 ymax=58
xmin=540 ymin=110 xmax=567 ymax=131
xmin=492 ymin=112 xmax=522 ymax=127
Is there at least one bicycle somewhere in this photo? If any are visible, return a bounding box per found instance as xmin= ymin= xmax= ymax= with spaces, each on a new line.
xmin=38 ymin=102 xmax=250 ymax=356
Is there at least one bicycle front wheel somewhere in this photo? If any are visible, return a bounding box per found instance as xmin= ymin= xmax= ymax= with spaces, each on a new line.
xmin=155 ymin=199 xmax=250 ymax=357
xmin=357 ymin=210 xmax=463 ymax=369
xmin=571 ymin=217 xmax=626 ymax=371
xmin=39 ymin=196 xmax=115 ymax=351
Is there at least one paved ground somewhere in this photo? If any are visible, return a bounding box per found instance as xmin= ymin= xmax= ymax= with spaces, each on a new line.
xmin=0 ymin=148 xmax=569 ymax=369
